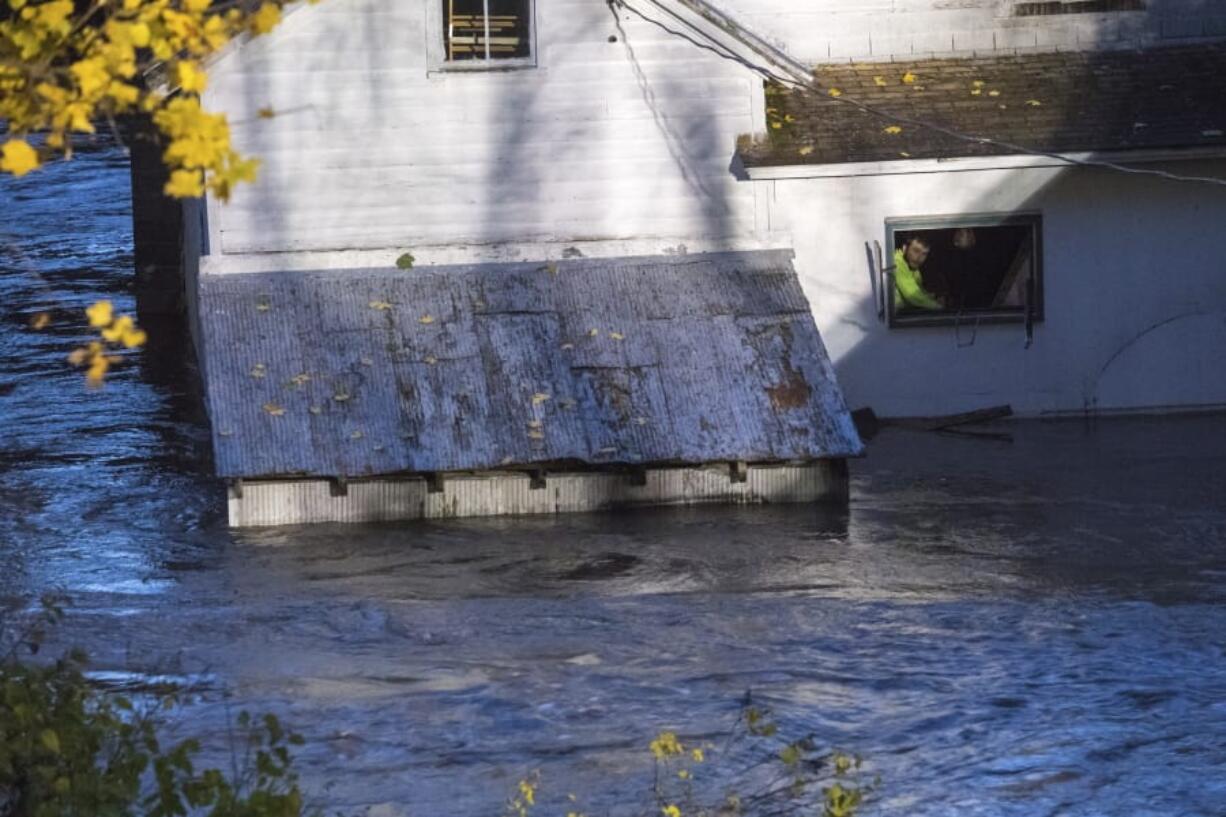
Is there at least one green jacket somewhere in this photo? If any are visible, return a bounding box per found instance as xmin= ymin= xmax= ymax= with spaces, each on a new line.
xmin=893 ymin=248 xmax=942 ymax=311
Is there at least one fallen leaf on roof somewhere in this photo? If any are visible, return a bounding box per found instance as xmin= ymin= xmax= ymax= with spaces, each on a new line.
xmin=610 ymin=331 xmax=625 ymax=340
xmin=874 ymin=75 xmax=887 ymax=86
xmin=528 ymin=420 xmax=543 ymax=429
xmin=883 ymin=125 xmax=902 ymax=135
xmin=532 ymin=393 xmax=551 ymax=405
xmin=798 ymin=145 xmax=814 ymax=156
xmin=528 ymin=430 xmax=545 ymax=440
xmin=290 ymin=373 xmax=311 ymax=387
xmin=1203 ymin=129 xmax=1224 ymax=137
xmin=588 ymin=328 xmax=599 ymax=337
xmin=902 ymin=71 xmax=917 ymax=84
xmin=250 ymin=363 xmax=267 ymax=378
xmin=424 ymin=355 xmax=437 ymax=365
xmin=784 ymin=114 xmax=796 ymax=123
xmin=263 ymin=402 xmax=285 ymax=416
xmin=560 ymin=342 xmax=575 ymax=350
xmin=418 ymin=314 xmax=435 ymax=324
xmin=972 ymin=80 xmax=985 ymax=89
xmin=333 ymin=391 xmax=351 ymax=402
xmin=827 ymin=88 xmax=842 ymax=97
xmin=1026 ymin=99 xmax=1042 ymax=106
xmin=368 ymin=300 xmax=392 ymax=310
xmin=899 ymin=151 xmax=912 ymax=158
xmin=999 ymin=104 xmax=1008 ymax=109
xmin=256 ymin=302 xmax=271 ymax=312
xmin=770 ymin=121 xmax=782 ymax=129
xmin=258 ymin=106 xmax=276 ymax=119
xmin=29 ymin=312 xmax=50 ymax=329
xmin=349 ymin=430 xmax=364 ymax=440
xmin=988 ymin=89 xmax=1000 ymax=97
xmin=1134 ymin=122 xmax=1148 ymax=129
xmin=360 ymin=357 xmax=373 ymax=366
xmin=308 ymin=405 xmax=322 ymax=415
xmin=971 ymin=89 xmax=982 ymax=96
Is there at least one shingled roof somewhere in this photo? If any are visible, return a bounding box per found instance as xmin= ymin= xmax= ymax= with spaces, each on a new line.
xmin=738 ymin=42 xmax=1226 ymax=169
xmin=198 ymin=251 xmax=862 ymax=480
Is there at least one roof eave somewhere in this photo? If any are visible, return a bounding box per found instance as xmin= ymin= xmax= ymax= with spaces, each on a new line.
xmin=742 ymin=145 xmax=1226 ymax=180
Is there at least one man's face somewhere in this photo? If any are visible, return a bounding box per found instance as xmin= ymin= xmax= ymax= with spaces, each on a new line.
xmin=903 ymin=239 xmax=930 ymax=268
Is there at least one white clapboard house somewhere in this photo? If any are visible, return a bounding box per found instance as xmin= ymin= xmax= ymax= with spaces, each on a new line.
xmin=131 ymin=0 xmax=1226 ymax=525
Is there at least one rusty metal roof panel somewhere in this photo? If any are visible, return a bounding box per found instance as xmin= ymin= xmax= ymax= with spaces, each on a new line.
xmin=199 ymin=250 xmax=863 ymax=479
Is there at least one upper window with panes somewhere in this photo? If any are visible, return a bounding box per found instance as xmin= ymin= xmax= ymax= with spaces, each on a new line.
xmin=437 ymin=0 xmax=534 ymax=68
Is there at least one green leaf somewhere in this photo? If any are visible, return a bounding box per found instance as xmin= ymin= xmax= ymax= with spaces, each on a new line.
xmin=40 ymin=729 xmax=60 ymax=754
xmin=395 ymin=252 xmax=415 ymax=269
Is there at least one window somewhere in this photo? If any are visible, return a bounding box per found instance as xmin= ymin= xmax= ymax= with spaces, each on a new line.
xmin=437 ymin=0 xmax=533 ymax=67
xmin=882 ymin=213 xmax=1043 ymax=329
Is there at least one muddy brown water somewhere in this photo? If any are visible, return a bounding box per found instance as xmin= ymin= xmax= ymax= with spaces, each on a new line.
xmin=3 ymin=142 xmax=1226 ymax=816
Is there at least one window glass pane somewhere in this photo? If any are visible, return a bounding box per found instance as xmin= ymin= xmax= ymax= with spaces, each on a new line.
xmin=486 ymin=0 xmax=531 ymax=59
xmin=444 ymin=0 xmax=489 ymax=62
xmin=443 ymin=0 xmax=530 ymax=62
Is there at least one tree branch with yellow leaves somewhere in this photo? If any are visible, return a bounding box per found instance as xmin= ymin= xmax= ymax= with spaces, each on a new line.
xmin=2 ymin=0 xmax=310 ymax=384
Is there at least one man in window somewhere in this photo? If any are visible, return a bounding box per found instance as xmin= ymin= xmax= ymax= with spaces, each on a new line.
xmin=893 ymin=234 xmax=944 ymax=312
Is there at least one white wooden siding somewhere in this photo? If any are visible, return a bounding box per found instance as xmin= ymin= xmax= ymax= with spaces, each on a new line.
xmin=705 ymin=0 xmax=1225 ymax=63
xmin=204 ymin=0 xmax=763 ymax=260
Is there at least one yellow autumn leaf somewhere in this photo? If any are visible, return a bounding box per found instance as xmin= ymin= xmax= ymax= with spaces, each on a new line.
xmin=101 ymin=314 xmax=134 ymax=342
xmin=972 ymin=80 xmax=985 ymax=88
xmin=873 ymin=75 xmax=887 ymax=87
xmin=883 ymin=125 xmax=902 ymax=135
xmin=119 ymin=327 xmax=146 ymax=348
xmin=86 ymin=356 xmax=109 ymax=386
xmin=798 ymin=145 xmax=814 ymax=156
xmin=610 ymin=331 xmax=625 ymax=340
xmin=418 ymin=314 xmax=435 ymax=324
xmin=86 ymin=300 xmax=114 ymax=328
xmin=368 ymin=300 xmax=392 ymax=310
xmin=164 ymin=169 xmax=204 ymax=198
xmin=531 ymin=393 xmax=550 ymax=404
xmin=249 ymin=2 xmax=281 ymax=35
xmin=175 ymin=60 xmax=207 ymax=93
xmin=263 ymin=402 xmax=286 ymax=416
xmin=29 ymin=312 xmax=51 ymax=330
xmin=988 ymin=89 xmax=1001 ymax=97
xmin=1026 ymin=99 xmax=1042 ymax=106
xmin=902 ymin=71 xmax=917 ymax=84
xmin=1 ymin=139 xmax=40 ymax=177
xmin=827 ymin=87 xmax=842 ymax=97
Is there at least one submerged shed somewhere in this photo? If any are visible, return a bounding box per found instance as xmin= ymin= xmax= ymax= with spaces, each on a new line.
xmin=199 ymin=250 xmax=862 ymax=526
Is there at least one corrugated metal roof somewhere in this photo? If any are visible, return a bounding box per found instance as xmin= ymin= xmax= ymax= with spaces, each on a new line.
xmin=199 ymin=251 xmax=863 ymax=479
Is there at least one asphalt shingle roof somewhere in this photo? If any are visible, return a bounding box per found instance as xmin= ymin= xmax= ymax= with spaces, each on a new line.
xmin=738 ymin=42 xmax=1226 ymax=167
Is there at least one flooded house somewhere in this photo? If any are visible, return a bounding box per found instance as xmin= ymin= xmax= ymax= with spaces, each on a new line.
xmin=131 ymin=0 xmax=1226 ymax=525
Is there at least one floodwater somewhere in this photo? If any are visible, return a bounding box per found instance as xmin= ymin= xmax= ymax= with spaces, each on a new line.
xmin=3 ymin=142 xmax=1226 ymax=817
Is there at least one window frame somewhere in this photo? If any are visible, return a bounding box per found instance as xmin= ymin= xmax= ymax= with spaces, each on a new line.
xmin=426 ymin=0 xmax=537 ymax=73
xmin=885 ymin=211 xmax=1045 ymax=330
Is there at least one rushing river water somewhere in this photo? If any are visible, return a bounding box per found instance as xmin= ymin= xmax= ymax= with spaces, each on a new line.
xmin=3 ymin=142 xmax=1226 ymax=817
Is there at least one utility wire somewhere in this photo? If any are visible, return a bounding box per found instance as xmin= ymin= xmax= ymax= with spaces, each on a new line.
xmin=612 ymin=0 xmax=1226 ymax=189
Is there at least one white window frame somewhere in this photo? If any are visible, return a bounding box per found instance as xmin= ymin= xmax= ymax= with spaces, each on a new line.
xmin=426 ymin=0 xmax=537 ymax=72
